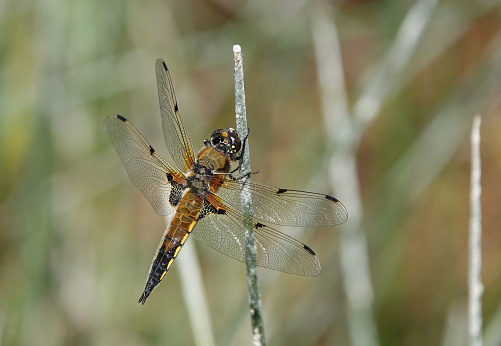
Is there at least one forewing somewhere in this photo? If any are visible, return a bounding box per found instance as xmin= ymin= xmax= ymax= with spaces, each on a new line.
xmin=155 ymin=59 xmax=195 ymax=173
xmin=104 ymin=115 xmax=186 ymax=216
xmin=191 ymin=195 xmax=321 ymax=276
xmin=216 ymin=179 xmax=348 ymax=227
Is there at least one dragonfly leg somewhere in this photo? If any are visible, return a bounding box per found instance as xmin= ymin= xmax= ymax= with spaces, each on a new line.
xmin=235 ymin=128 xmax=250 ymax=163
xmin=229 ymin=168 xmax=260 ymax=181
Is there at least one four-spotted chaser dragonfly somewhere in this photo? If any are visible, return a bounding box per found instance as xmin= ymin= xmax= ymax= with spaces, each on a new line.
xmin=104 ymin=59 xmax=348 ymax=304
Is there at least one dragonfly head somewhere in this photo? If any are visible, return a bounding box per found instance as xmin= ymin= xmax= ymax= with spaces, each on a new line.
xmin=209 ymin=128 xmax=242 ymax=159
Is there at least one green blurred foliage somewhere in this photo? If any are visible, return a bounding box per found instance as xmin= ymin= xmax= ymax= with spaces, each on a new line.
xmin=1 ymin=0 xmax=501 ymax=345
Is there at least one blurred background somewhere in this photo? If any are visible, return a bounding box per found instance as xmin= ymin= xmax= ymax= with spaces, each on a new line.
xmin=1 ymin=0 xmax=501 ymax=345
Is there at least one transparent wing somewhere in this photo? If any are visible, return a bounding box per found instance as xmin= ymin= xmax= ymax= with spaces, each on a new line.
xmin=104 ymin=115 xmax=186 ymax=215
xmin=215 ymin=179 xmax=348 ymax=227
xmin=191 ymin=195 xmax=321 ymax=276
xmin=156 ymin=59 xmax=195 ymax=173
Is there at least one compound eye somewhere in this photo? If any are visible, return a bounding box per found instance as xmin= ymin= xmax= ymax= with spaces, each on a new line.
xmin=229 ymin=132 xmax=242 ymax=153
xmin=211 ymin=136 xmax=221 ymax=145
xmin=211 ymin=130 xmax=224 ymax=146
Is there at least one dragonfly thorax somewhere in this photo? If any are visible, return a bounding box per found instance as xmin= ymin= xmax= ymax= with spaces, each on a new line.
xmin=186 ymin=162 xmax=213 ymax=197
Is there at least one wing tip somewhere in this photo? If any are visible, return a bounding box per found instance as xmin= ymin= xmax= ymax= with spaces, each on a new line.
xmin=303 ymin=245 xmax=322 ymax=277
xmin=325 ymin=195 xmax=349 ymax=225
xmin=156 ymin=58 xmax=168 ymax=71
xmin=304 ymin=262 xmax=321 ymax=277
xmin=104 ymin=114 xmax=127 ymax=124
xmin=339 ymin=204 xmax=349 ymax=224
xmin=103 ymin=115 xmax=128 ymax=133
xmin=115 ymin=114 xmax=127 ymax=122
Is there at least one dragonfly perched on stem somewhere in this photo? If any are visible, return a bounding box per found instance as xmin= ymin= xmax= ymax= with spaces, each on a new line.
xmin=104 ymin=59 xmax=348 ymax=304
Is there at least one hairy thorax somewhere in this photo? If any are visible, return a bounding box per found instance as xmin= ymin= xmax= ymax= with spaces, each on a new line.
xmin=186 ymin=146 xmax=232 ymax=199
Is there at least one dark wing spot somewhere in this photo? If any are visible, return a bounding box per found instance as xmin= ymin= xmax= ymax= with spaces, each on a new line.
xmin=254 ymin=222 xmax=265 ymax=229
xmin=277 ymin=188 xmax=288 ymax=194
xmin=174 ymin=104 xmax=179 ymax=112
xmin=217 ymin=208 xmax=226 ymax=215
xmin=149 ymin=146 xmax=155 ymax=155
xmin=161 ymin=60 xmax=169 ymax=71
xmin=116 ymin=115 xmax=127 ymax=122
xmin=166 ymin=173 xmax=173 ymax=181
xmin=303 ymin=245 xmax=316 ymax=256
xmin=325 ymin=195 xmax=339 ymax=203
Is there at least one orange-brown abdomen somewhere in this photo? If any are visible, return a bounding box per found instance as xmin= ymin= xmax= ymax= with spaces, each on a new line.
xmin=138 ymin=191 xmax=203 ymax=304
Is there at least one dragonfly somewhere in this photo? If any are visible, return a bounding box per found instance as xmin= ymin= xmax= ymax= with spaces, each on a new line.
xmin=104 ymin=59 xmax=348 ymax=304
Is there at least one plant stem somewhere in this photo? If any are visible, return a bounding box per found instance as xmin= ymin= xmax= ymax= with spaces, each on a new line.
xmin=312 ymin=9 xmax=379 ymax=346
xmin=469 ymin=115 xmax=483 ymax=346
xmin=233 ymin=44 xmax=266 ymax=346
xmin=176 ymin=237 xmax=215 ymax=346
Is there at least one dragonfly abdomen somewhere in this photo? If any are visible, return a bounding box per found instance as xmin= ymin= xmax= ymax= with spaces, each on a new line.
xmin=138 ymin=191 xmax=204 ymax=304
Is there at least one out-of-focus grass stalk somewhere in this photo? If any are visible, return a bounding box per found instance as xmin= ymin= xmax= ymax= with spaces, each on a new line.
xmin=441 ymin=303 xmax=468 ymax=346
xmin=484 ymin=304 xmax=501 ymax=346
xmin=312 ymin=0 xmax=437 ymax=345
xmin=374 ymin=29 xmax=501 ymax=346
xmin=468 ymin=116 xmax=482 ymax=346
xmin=176 ymin=226 xmax=215 ymax=346
xmin=233 ymin=44 xmax=266 ymax=346
xmin=385 ymin=30 xmax=501 ymax=204
xmin=312 ymin=10 xmax=378 ymax=346
xmin=352 ymin=0 xmax=438 ymax=140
